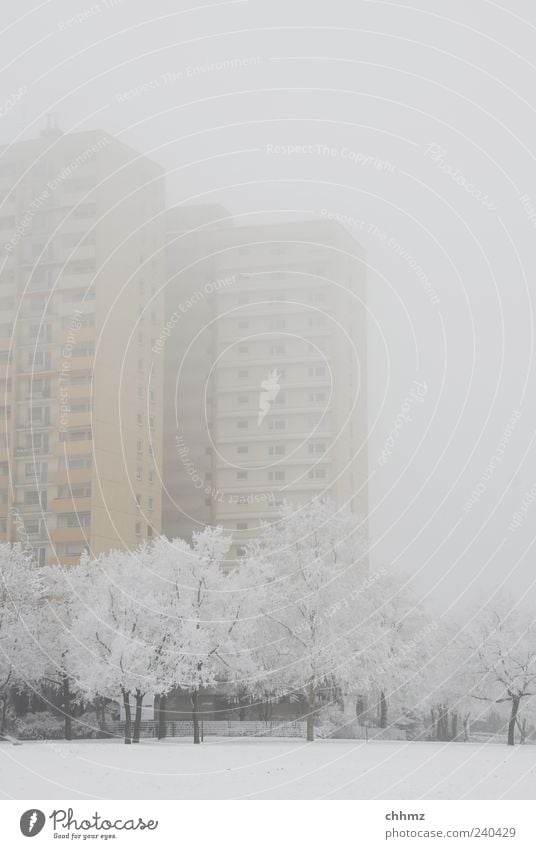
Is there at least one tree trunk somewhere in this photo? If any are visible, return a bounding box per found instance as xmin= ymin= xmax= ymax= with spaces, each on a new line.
xmin=157 ymin=694 xmax=167 ymax=740
xmin=62 ymin=673 xmax=72 ymax=741
xmin=122 ymin=690 xmax=132 ymax=744
xmin=518 ymin=717 xmax=527 ymax=745
xmin=463 ymin=714 xmax=470 ymax=742
xmin=379 ymin=691 xmax=387 ymax=729
xmin=451 ymin=711 xmax=458 ymax=741
xmin=430 ymin=708 xmax=436 ymax=740
xmin=306 ymin=684 xmax=315 ymax=742
xmin=0 ymin=695 xmax=7 ymax=735
xmin=95 ymin=697 xmax=106 ymax=736
xmin=192 ymin=689 xmax=200 ymax=744
xmin=132 ymin=691 xmax=144 ymax=743
xmin=507 ymin=697 xmax=520 ymax=746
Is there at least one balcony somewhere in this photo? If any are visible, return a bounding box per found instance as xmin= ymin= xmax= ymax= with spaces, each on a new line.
xmin=53 ymin=496 xmax=91 ymax=513
xmin=56 ymin=468 xmax=92 ymax=485
xmin=56 ymin=382 xmax=91 ymax=400
xmin=58 ymin=358 xmax=94 ymax=377
xmin=55 ymin=439 xmax=92 ymax=456
xmin=12 ymin=502 xmax=49 ymax=514
xmin=52 ymin=526 xmax=90 ymax=543
xmin=60 ymin=411 xmax=91 ymax=429
xmin=59 ymin=326 xmax=95 ymax=345
xmin=60 ymin=555 xmax=84 ymax=567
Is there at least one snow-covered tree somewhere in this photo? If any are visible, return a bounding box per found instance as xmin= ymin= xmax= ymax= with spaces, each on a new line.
xmin=0 ymin=544 xmax=44 ymax=736
xmin=39 ymin=555 xmax=95 ymax=740
xmin=469 ymin=603 xmax=536 ymax=745
xmin=159 ymin=528 xmax=244 ymax=744
xmin=243 ymin=498 xmax=369 ymax=741
xmin=73 ymin=546 xmax=177 ymax=744
xmin=357 ymin=568 xmax=435 ymax=731
xmin=419 ymin=618 xmax=475 ymax=742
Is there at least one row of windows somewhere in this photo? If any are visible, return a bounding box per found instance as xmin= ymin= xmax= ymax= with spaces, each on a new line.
xmin=235 ymin=442 xmax=326 ymax=456
xmin=232 ymin=467 xmax=327 ymax=482
xmin=232 ymin=315 xmax=328 ymax=331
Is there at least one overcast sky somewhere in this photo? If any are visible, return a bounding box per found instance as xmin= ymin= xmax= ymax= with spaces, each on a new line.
xmin=2 ymin=0 xmax=536 ymax=612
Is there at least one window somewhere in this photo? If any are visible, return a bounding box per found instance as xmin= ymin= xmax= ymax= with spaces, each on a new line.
xmin=308 ymin=442 xmax=326 ymax=455
xmin=33 ymin=547 xmax=46 ymax=567
xmin=58 ymin=511 xmax=89 ymax=528
xmin=308 ymin=468 xmax=327 ymax=479
xmin=268 ymin=419 xmax=285 ymax=430
xmin=237 ymin=319 xmax=249 ymax=329
xmin=309 ymin=392 xmax=326 ymax=405
xmin=308 ymin=366 xmax=326 ymax=378
xmin=71 ymin=345 xmax=94 ymax=358
xmin=237 ymin=419 xmax=248 ymax=429
xmin=268 ymin=445 xmax=285 ymax=456
xmin=268 ymin=469 xmax=286 ymax=481
xmin=62 ymin=455 xmax=91 ymax=470
xmin=65 ymin=543 xmax=85 ymax=557
xmin=237 ymin=369 xmax=249 ymax=380
xmin=30 ymin=406 xmax=51 ymax=425
xmin=24 ymin=490 xmax=40 ymax=505
xmin=236 ymin=471 xmax=248 ymax=481
xmin=237 ymin=394 xmax=249 ymax=404
xmin=237 ymin=345 xmax=249 ymax=356
xmin=147 ymin=525 xmax=153 ymax=538
xmin=236 ymin=521 xmax=248 ymax=530
xmin=137 ymin=440 xmax=143 ymax=454
xmin=135 ymin=521 xmax=141 ymax=536
xmin=59 ymin=429 xmax=92 ymax=442
xmin=269 ymin=344 xmax=286 ymax=356
xmin=148 ymin=468 xmax=154 ymax=483
xmin=148 ymin=497 xmax=154 ymax=511
xmin=58 ymin=483 xmax=90 ymax=498
xmin=237 ymin=445 xmax=248 ymax=454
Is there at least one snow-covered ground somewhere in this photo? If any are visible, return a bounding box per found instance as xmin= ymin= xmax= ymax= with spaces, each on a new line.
xmin=0 ymin=738 xmax=534 ymax=800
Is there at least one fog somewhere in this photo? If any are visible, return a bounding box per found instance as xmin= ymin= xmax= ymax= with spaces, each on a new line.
xmin=1 ymin=0 xmax=536 ymax=612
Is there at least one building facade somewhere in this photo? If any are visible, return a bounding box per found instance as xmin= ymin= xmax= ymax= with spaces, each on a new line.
xmin=162 ymin=215 xmax=368 ymax=560
xmin=0 ymin=125 xmax=165 ymax=565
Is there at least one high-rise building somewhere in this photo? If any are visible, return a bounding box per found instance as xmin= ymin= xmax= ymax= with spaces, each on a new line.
xmin=0 ymin=124 xmax=165 ymax=565
xmin=162 ymin=215 xmax=368 ymax=559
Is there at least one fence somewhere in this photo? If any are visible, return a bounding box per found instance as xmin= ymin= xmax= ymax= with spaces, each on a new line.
xmin=103 ymin=719 xmax=307 ymax=739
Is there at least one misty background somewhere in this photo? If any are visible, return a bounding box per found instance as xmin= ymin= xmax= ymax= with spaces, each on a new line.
xmin=2 ymin=0 xmax=536 ymax=612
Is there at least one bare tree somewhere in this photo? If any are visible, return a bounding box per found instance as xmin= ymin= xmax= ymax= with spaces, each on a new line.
xmin=471 ymin=605 xmax=536 ymax=746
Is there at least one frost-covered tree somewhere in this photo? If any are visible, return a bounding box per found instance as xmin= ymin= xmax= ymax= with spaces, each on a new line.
xmin=159 ymin=528 xmax=244 ymax=744
xmin=243 ymin=498 xmax=369 ymax=741
xmin=469 ymin=603 xmax=536 ymax=745
xmin=0 ymin=544 xmax=44 ymax=737
xmin=39 ymin=555 xmax=95 ymax=740
xmin=74 ymin=547 xmax=177 ymax=744
xmin=358 ymin=568 xmax=434 ymax=731
xmin=419 ymin=618 xmax=475 ymax=742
